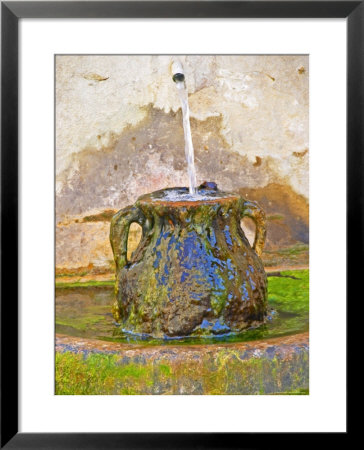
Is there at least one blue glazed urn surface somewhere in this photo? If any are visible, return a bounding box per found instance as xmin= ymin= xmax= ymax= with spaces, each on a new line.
xmin=110 ymin=184 xmax=267 ymax=338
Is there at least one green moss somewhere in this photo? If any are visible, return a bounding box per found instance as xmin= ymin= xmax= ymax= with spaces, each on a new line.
xmin=268 ymin=269 xmax=309 ymax=314
xmin=55 ymin=352 xmax=150 ymax=395
xmin=159 ymin=364 xmax=172 ymax=376
xmin=210 ymin=292 xmax=228 ymax=316
xmin=56 ymin=346 xmax=308 ymax=395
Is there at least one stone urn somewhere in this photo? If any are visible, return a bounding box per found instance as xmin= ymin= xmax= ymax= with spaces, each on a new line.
xmin=110 ymin=183 xmax=267 ymax=338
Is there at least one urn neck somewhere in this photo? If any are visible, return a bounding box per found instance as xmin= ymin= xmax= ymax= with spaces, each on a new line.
xmin=136 ymin=187 xmax=242 ymax=227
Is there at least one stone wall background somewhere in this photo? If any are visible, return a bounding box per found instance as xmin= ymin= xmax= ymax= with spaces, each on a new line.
xmin=56 ymin=55 xmax=309 ymax=275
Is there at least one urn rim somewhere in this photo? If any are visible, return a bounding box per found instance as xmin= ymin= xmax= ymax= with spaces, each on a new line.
xmin=136 ymin=186 xmax=240 ymax=207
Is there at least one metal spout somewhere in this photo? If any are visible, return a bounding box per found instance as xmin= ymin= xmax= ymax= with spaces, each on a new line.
xmin=171 ymin=59 xmax=185 ymax=83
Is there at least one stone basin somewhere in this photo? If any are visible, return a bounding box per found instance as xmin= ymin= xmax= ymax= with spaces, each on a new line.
xmin=55 ymin=268 xmax=309 ymax=395
xmin=56 ymin=332 xmax=308 ymax=395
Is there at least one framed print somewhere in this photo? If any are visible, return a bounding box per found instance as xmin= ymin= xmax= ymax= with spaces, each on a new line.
xmin=1 ymin=1 xmax=357 ymax=447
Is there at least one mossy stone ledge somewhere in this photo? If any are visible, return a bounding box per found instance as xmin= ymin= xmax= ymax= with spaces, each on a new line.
xmin=56 ymin=332 xmax=309 ymax=395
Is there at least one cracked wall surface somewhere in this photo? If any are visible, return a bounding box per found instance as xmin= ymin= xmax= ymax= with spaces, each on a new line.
xmin=56 ymin=55 xmax=309 ymax=275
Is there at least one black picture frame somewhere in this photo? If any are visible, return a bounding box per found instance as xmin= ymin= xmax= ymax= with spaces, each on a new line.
xmin=1 ymin=1 xmax=357 ymax=447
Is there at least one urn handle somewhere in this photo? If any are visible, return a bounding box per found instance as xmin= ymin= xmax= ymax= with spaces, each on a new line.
xmin=109 ymin=205 xmax=146 ymax=271
xmin=241 ymin=200 xmax=267 ymax=257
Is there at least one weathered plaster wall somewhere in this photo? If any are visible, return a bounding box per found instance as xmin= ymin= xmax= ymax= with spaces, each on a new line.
xmin=56 ymin=55 xmax=309 ymax=275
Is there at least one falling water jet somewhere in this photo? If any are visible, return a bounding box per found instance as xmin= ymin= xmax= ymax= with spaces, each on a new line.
xmin=171 ymin=59 xmax=197 ymax=195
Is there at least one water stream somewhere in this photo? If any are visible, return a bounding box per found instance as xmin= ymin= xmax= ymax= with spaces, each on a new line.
xmin=172 ymin=62 xmax=197 ymax=195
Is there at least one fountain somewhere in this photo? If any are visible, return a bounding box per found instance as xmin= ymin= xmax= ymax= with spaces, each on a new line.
xmin=55 ymin=59 xmax=309 ymax=395
xmin=109 ymin=60 xmax=268 ymax=338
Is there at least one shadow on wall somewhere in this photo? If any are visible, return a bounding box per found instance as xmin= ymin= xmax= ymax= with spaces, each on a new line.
xmin=56 ymin=106 xmax=308 ymax=276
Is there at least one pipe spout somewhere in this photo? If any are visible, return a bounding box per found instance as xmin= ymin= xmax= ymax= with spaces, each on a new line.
xmin=171 ymin=59 xmax=185 ymax=83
